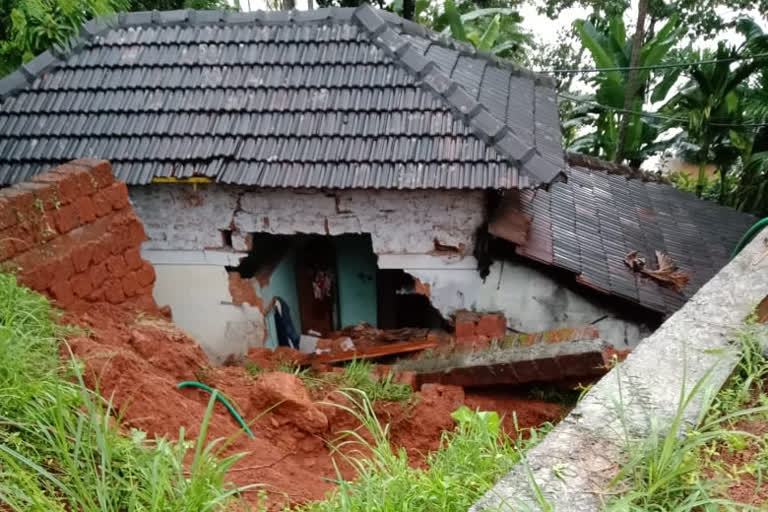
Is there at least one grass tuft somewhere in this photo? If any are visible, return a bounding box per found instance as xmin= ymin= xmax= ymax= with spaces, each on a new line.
xmin=0 ymin=273 xmax=251 ymax=511
xmin=605 ymin=324 xmax=768 ymax=511
xmin=295 ymin=389 xmax=550 ymax=512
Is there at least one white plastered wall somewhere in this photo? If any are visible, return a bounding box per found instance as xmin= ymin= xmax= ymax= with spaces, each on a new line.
xmin=131 ymin=184 xmax=649 ymax=356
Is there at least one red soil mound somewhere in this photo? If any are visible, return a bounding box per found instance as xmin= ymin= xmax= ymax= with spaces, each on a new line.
xmin=61 ymin=303 xmax=566 ymax=509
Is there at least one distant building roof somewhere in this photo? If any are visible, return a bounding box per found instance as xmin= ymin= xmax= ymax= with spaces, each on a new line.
xmin=497 ymin=153 xmax=756 ymax=315
xmin=0 ymin=5 xmax=564 ymax=189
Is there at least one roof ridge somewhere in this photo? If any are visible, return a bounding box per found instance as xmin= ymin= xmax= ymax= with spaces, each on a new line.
xmin=376 ymin=10 xmax=556 ymax=89
xmin=352 ymin=4 xmax=563 ymax=186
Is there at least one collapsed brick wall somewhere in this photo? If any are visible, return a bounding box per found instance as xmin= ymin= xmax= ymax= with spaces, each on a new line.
xmin=0 ymin=159 xmax=157 ymax=311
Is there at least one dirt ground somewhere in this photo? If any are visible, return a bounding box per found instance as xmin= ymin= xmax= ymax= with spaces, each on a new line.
xmin=61 ymin=303 xmax=569 ymax=509
xmin=706 ymin=383 xmax=768 ymax=508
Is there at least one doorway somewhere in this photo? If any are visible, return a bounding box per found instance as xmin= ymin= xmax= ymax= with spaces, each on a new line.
xmin=295 ymin=238 xmax=337 ymax=334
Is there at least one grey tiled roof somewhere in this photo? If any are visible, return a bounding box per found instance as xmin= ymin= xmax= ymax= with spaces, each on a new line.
xmin=511 ymin=155 xmax=756 ymax=315
xmin=0 ymin=5 xmax=565 ymax=189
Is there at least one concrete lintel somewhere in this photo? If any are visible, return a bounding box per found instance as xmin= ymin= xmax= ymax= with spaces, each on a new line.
xmin=469 ymin=234 xmax=768 ymax=512
xmin=397 ymin=338 xmax=608 ymax=388
xmin=141 ymin=249 xmax=245 ymax=267
xmin=377 ymin=253 xmax=477 ymax=270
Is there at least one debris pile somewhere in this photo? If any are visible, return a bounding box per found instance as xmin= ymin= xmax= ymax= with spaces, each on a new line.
xmin=625 ymin=250 xmax=690 ymax=291
xmin=61 ymin=302 xmax=569 ymax=509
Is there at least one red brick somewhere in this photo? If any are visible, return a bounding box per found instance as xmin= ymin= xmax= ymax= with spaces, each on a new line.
xmin=17 ymin=262 xmax=54 ymax=292
xmin=88 ymin=261 xmax=109 ymax=288
xmin=103 ymin=182 xmax=130 ymax=211
xmin=49 ymin=279 xmax=75 ymax=307
xmin=103 ymin=279 xmax=125 ymax=304
xmin=108 ymin=215 xmax=145 ymax=254
xmin=135 ymin=261 xmax=155 ymax=287
xmin=71 ymin=243 xmax=94 ymax=273
xmin=0 ymin=187 xmax=36 ymax=224
xmin=75 ymin=169 xmax=97 ymax=196
xmin=124 ymin=247 xmax=143 ymax=270
xmin=87 ymin=287 xmax=105 ymax=303
xmin=0 ymin=198 xmax=17 ymax=230
xmin=31 ymin=166 xmax=80 ymax=205
xmin=106 ymin=254 xmax=128 ymax=278
xmin=7 ymin=222 xmax=35 ymax=253
xmin=69 ymin=159 xmax=113 ymax=188
xmin=476 ymin=313 xmax=506 ymax=339
xmin=395 ymin=371 xmax=417 ymax=391
xmin=0 ymin=232 xmax=15 ymax=261
xmin=121 ymin=273 xmax=141 ymax=297
xmin=127 ymin=218 xmax=147 ymax=246
xmin=75 ymin=196 xmax=96 ymax=224
xmin=53 ymin=253 xmax=75 ymax=281
xmin=38 ymin=213 xmax=57 ymax=241
xmin=92 ymin=235 xmax=112 ymax=263
xmin=17 ymin=182 xmax=58 ymax=211
xmin=70 ymin=272 xmax=92 ymax=298
xmin=454 ymin=311 xmax=477 ymax=341
xmin=53 ymin=203 xmax=79 ymax=233
xmin=92 ymin=194 xmax=112 ymax=217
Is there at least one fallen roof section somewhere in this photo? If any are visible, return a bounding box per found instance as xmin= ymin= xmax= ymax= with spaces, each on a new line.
xmin=491 ymin=153 xmax=757 ymax=315
xmin=0 ymin=6 xmax=564 ymax=189
xmin=470 ymin=215 xmax=768 ymax=512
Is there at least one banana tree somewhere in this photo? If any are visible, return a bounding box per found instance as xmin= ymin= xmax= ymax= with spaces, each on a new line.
xmin=435 ymin=0 xmax=533 ymax=59
xmin=570 ymin=14 xmax=684 ymax=166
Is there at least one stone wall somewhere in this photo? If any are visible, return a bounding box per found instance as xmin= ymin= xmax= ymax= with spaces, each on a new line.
xmin=130 ymin=185 xmax=485 ymax=256
xmin=0 ymin=159 xmax=156 ymax=311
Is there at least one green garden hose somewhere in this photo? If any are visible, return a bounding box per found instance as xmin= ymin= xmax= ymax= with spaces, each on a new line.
xmin=177 ymin=381 xmax=255 ymax=439
xmin=731 ymin=218 xmax=768 ymax=260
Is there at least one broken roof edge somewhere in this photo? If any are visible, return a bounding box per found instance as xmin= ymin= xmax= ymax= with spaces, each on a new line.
xmin=352 ymin=4 xmax=564 ymax=187
xmin=566 ymin=152 xmax=670 ymax=184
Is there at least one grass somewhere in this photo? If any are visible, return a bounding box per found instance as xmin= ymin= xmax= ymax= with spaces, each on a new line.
xmin=604 ymin=324 xmax=768 ymax=511
xmin=0 ymin=271 xmax=543 ymax=511
xmin=295 ymin=390 xmax=551 ymax=512
xmin=267 ymin=359 xmax=413 ymax=403
xmin=0 ymin=272 xmax=253 ymax=511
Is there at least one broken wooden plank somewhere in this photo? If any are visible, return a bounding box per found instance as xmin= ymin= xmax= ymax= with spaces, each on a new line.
xmin=307 ymin=340 xmax=438 ymax=365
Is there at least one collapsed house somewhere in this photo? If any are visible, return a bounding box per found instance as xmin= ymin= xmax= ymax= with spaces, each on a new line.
xmin=0 ymin=6 xmax=756 ymax=363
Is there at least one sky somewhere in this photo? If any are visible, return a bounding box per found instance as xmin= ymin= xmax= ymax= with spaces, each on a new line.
xmin=236 ymin=0 xmax=768 ymax=50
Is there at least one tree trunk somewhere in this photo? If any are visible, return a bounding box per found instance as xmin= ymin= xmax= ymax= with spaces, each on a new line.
xmin=614 ymin=0 xmax=649 ymax=164
xmin=718 ymin=166 xmax=728 ymax=204
xmin=403 ymin=0 xmax=415 ymax=20
xmin=696 ymin=138 xmax=710 ymax=197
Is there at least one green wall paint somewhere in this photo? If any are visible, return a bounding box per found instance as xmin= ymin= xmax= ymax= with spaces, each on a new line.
xmin=256 ymin=248 xmax=302 ymax=349
xmin=253 ymin=235 xmax=377 ymax=348
xmin=334 ymin=234 xmax=378 ymax=328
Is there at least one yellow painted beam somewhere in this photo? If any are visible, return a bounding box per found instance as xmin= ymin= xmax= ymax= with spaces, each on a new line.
xmin=151 ymin=176 xmax=214 ymax=184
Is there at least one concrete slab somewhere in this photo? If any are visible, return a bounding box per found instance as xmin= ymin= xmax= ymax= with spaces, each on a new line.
xmin=469 ymin=234 xmax=768 ymax=512
xmin=396 ymin=338 xmax=610 ymax=388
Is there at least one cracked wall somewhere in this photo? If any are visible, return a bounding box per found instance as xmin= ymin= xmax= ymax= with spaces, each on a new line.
xmin=130 ymin=184 xmax=649 ymax=354
xmin=131 ymin=185 xmax=485 ymax=256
